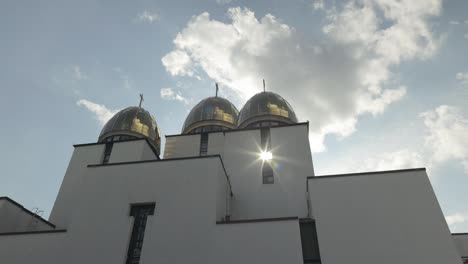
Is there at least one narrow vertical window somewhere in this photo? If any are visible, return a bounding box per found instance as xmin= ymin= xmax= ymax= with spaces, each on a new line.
xmin=126 ymin=203 xmax=155 ymax=264
xmin=262 ymin=162 xmax=274 ymax=184
xmin=260 ymin=127 xmax=270 ymax=150
xmin=300 ymin=219 xmax=321 ymax=264
xmin=260 ymin=128 xmax=274 ymax=184
xmin=200 ymin=133 xmax=209 ymax=156
xmin=102 ymin=142 xmax=113 ymax=164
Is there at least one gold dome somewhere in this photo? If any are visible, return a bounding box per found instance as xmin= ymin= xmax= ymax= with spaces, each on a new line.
xmin=182 ymin=96 xmax=239 ymax=134
xmin=99 ymin=107 xmax=161 ymax=155
xmin=238 ymin=91 xmax=298 ymax=128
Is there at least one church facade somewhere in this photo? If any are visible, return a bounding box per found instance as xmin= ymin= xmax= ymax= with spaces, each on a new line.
xmin=1 ymin=90 xmax=467 ymax=264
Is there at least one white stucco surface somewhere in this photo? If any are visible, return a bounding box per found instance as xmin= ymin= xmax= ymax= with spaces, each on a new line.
xmin=453 ymin=233 xmax=468 ymax=258
xmin=309 ymin=169 xmax=462 ymax=264
xmin=49 ymin=144 xmax=104 ymax=228
xmin=0 ymin=231 xmax=67 ymax=262
xmin=164 ymin=134 xmax=200 ymax=158
xmin=209 ymin=219 xmax=304 ymax=264
xmin=0 ymin=199 xmax=53 ymax=232
xmin=162 ymin=124 xmax=313 ymax=220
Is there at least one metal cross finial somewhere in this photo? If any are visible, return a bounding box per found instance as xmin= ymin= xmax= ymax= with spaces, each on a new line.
xmin=215 ymin=83 xmax=219 ymax=97
xmin=139 ymin=94 xmax=144 ymax=108
xmin=263 ymin=79 xmax=266 ymax=92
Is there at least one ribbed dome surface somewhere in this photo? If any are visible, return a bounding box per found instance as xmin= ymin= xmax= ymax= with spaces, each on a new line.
xmin=238 ymin=91 xmax=297 ymax=128
xmin=182 ymin=96 xmax=239 ymax=134
xmin=99 ymin=107 xmax=161 ymax=155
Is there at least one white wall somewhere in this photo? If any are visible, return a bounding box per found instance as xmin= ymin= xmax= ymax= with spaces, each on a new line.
xmin=207 ymin=132 xmax=225 ymax=157
xmin=309 ymin=169 xmax=462 ymax=264
xmin=222 ymin=125 xmax=312 ymax=220
xmin=209 ymin=219 xmax=304 ymax=264
xmin=453 ymin=234 xmax=468 ymax=258
xmin=0 ymin=231 xmax=67 ymax=263
xmin=0 ymin=199 xmax=54 ymax=232
xmin=110 ymin=139 xmax=156 ymax=163
xmin=63 ymin=157 xmax=226 ymax=264
xmin=0 ymin=155 xmax=304 ymax=264
xmin=162 ymin=124 xmax=313 ymax=220
xmin=164 ymin=134 xmax=200 ymax=158
xmin=49 ymin=144 xmax=104 ymax=228
xmin=50 ymin=140 xmax=158 ymax=228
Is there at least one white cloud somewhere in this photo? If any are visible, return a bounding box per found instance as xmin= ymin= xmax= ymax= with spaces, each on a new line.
xmin=76 ymin=99 xmax=119 ymax=126
xmin=421 ymin=105 xmax=468 ymax=173
xmin=446 ymin=212 xmax=468 ymax=227
xmin=216 ymin=0 xmax=232 ymax=4
xmin=73 ymin=66 xmax=88 ymax=81
xmin=456 ymin=72 xmax=468 ymax=84
xmin=449 ymin=20 xmax=460 ymax=25
xmin=162 ymin=4 xmax=441 ymax=152
xmin=161 ymin=50 xmax=194 ymax=77
xmin=160 ymin=88 xmax=191 ymax=105
xmin=135 ymin=11 xmax=159 ymax=23
xmin=361 ymin=149 xmax=426 ymax=172
xmin=312 ymin=0 xmax=324 ymax=10
xmin=318 ymin=148 xmax=426 ymax=175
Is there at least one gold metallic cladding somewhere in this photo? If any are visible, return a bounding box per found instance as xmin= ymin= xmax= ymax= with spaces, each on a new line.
xmin=99 ymin=107 xmax=161 ymax=155
xmin=182 ymin=96 xmax=239 ymax=134
xmin=238 ymin=92 xmax=298 ymax=128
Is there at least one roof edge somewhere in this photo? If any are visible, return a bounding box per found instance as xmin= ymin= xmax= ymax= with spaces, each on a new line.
xmin=0 ymin=229 xmax=67 ymax=236
xmin=166 ymin=121 xmax=309 ymax=138
xmin=0 ymin=197 xmax=56 ymax=228
xmin=308 ymin=168 xmax=426 ymax=180
xmin=216 ymin=216 xmax=298 ymax=225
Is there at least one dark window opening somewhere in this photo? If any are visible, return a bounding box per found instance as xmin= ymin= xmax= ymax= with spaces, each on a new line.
xmin=200 ymin=133 xmax=209 ymax=156
xmin=260 ymin=127 xmax=270 ymax=151
xmin=260 ymin=127 xmax=273 ymax=184
xmin=262 ymin=162 xmax=274 ymax=184
xmin=102 ymin=142 xmax=113 ymax=164
xmin=126 ymin=203 xmax=155 ymax=264
xmin=300 ymin=219 xmax=321 ymax=264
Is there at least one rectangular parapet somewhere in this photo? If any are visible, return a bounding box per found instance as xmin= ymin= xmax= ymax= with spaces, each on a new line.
xmin=0 ymin=196 xmax=55 ymax=233
xmin=211 ymin=216 xmax=304 ymax=264
xmin=308 ymin=169 xmax=462 ymax=264
xmin=453 ymin=233 xmax=468 ymax=260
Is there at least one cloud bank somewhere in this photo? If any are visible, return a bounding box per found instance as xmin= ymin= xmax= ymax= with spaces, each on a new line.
xmin=77 ymin=99 xmax=119 ymax=126
xmin=162 ymin=2 xmax=442 ymax=151
xmin=160 ymin=88 xmax=191 ymax=105
xmin=421 ymin=105 xmax=468 ymax=174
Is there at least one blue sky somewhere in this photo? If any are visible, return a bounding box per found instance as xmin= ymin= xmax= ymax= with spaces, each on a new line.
xmin=1 ymin=0 xmax=468 ymax=232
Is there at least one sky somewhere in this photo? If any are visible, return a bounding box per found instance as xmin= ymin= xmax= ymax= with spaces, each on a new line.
xmin=1 ymin=0 xmax=468 ymax=232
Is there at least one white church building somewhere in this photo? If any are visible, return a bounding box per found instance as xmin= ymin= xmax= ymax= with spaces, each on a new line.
xmin=1 ymin=90 xmax=467 ymax=264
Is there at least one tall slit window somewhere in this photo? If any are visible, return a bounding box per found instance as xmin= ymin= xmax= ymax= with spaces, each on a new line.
xmin=200 ymin=133 xmax=208 ymax=156
xmin=126 ymin=203 xmax=155 ymax=264
xmin=260 ymin=128 xmax=274 ymax=184
xmin=300 ymin=219 xmax=321 ymax=264
xmin=102 ymin=142 xmax=113 ymax=164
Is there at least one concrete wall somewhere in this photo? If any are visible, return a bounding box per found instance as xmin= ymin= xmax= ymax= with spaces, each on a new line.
xmin=0 ymin=199 xmax=53 ymax=232
xmin=50 ymin=139 xmax=158 ymax=228
xmin=49 ymin=144 xmax=104 ymax=228
xmin=207 ymin=132 xmax=225 ymax=157
xmin=209 ymin=219 xmax=303 ymax=264
xmin=309 ymin=169 xmax=462 ymax=264
xmin=163 ymin=124 xmax=314 ymax=220
xmin=164 ymin=134 xmax=200 ymax=158
xmin=61 ymin=157 xmax=226 ymax=263
xmin=0 ymin=231 xmax=67 ymax=263
xmin=453 ymin=233 xmax=468 ymax=258
xmin=222 ymin=125 xmax=312 ymax=220
xmin=110 ymin=139 xmax=157 ymax=163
